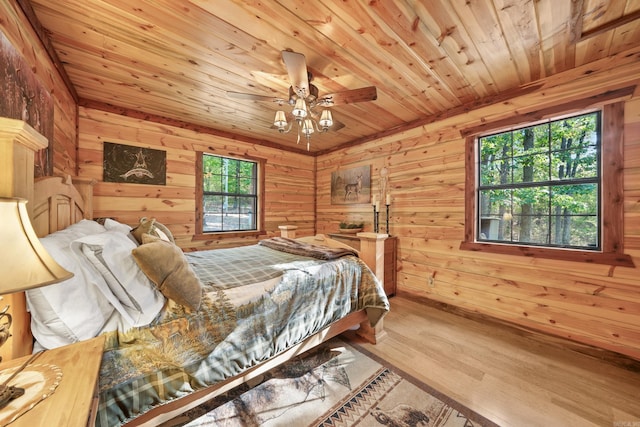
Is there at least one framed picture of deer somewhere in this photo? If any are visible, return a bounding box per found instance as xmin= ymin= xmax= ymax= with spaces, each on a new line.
xmin=330 ymin=165 xmax=371 ymax=205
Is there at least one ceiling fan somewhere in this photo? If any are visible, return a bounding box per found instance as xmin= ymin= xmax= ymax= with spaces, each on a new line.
xmin=227 ymin=50 xmax=377 ymax=150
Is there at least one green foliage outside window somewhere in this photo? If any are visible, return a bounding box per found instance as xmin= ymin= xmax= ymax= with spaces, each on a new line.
xmin=477 ymin=111 xmax=600 ymax=249
xmin=202 ymin=154 xmax=257 ymax=232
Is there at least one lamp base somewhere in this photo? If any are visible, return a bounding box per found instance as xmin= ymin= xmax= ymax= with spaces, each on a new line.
xmin=0 ymin=362 xmax=62 ymax=425
xmin=0 ymin=385 xmax=24 ymax=409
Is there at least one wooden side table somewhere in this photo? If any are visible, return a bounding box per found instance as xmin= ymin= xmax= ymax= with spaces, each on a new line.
xmin=0 ymin=335 xmax=105 ymax=426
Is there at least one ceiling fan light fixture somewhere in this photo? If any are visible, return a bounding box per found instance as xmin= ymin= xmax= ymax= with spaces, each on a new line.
xmin=292 ymin=98 xmax=307 ymax=119
xmin=319 ymin=109 xmax=333 ymax=130
xmin=231 ymin=51 xmax=377 ymax=150
xmin=274 ymin=110 xmax=288 ymax=130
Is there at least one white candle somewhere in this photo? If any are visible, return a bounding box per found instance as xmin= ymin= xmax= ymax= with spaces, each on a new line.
xmin=375 ymin=201 xmax=380 ymax=212
xmin=372 ymin=196 xmax=378 ymax=206
xmin=386 ymin=194 xmax=391 ymax=205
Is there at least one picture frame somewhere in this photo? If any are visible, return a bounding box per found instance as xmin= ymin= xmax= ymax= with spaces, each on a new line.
xmin=331 ymin=165 xmax=371 ymax=205
xmin=0 ymin=32 xmax=54 ymax=177
xmin=103 ymin=142 xmax=167 ymax=185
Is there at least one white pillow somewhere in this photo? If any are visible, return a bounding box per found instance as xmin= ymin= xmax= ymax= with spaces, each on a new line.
xmin=26 ymin=220 xmax=114 ymax=349
xmin=60 ymin=219 xmax=107 ymax=236
xmin=103 ymin=218 xmax=133 ymax=234
xmin=71 ymin=231 xmax=165 ymax=326
xmin=102 ymin=217 xmax=141 ymax=246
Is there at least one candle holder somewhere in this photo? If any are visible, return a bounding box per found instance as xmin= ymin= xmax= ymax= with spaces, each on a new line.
xmin=373 ymin=205 xmax=379 ymax=233
xmin=386 ymin=203 xmax=390 ymax=236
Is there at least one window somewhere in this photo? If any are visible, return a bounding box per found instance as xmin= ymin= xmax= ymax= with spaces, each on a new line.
xmin=196 ymin=153 xmax=264 ymax=234
xmin=477 ymin=111 xmax=601 ymax=250
xmin=461 ymin=98 xmax=633 ymax=267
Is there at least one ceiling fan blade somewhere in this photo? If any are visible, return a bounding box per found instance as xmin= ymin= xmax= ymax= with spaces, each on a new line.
xmin=330 ymin=119 xmax=346 ymax=131
xmin=226 ymin=91 xmax=285 ymax=103
xmin=227 ymin=92 xmax=287 ymax=105
xmin=318 ymin=86 xmax=377 ymax=106
xmin=281 ymin=51 xmax=309 ymax=97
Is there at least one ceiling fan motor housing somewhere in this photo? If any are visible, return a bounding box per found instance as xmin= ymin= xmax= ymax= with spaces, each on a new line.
xmin=288 ymin=84 xmax=319 ymax=106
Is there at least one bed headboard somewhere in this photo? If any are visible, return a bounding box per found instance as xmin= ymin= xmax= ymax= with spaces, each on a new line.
xmin=2 ymin=175 xmax=94 ymax=360
xmin=31 ymin=175 xmax=95 ymax=237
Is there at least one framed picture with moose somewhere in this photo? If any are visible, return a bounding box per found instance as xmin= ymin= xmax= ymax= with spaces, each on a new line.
xmin=331 ymin=165 xmax=371 ymax=205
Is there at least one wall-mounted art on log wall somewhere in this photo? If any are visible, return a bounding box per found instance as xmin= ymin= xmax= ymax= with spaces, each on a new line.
xmin=0 ymin=32 xmax=54 ymax=177
xmin=331 ymin=165 xmax=371 ymax=205
xmin=103 ymin=142 xmax=166 ymax=185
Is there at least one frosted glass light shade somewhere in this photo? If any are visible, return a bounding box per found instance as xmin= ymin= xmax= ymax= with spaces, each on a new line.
xmin=273 ymin=110 xmax=288 ymax=129
xmin=291 ymin=98 xmax=307 ymax=119
xmin=302 ymin=119 xmax=315 ymax=135
xmin=319 ymin=109 xmax=333 ymax=128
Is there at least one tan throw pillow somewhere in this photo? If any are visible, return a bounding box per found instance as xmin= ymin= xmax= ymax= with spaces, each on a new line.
xmin=131 ymin=234 xmax=202 ymax=310
xmin=152 ymin=220 xmax=175 ymax=243
xmin=131 ymin=217 xmax=156 ymax=245
xmin=131 ymin=217 xmax=176 ymax=245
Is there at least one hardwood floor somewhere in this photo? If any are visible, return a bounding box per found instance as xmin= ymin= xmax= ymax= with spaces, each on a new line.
xmin=348 ymin=293 xmax=640 ymax=427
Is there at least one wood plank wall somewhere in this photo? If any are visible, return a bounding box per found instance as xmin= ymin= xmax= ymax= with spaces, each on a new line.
xmin=317 ymin=50 xmax=640 ymax=361
xmin=0 ymin=1 xmax=77 ymax=362
xmin=77 ymin=107 xmax=315 ymax=250
xmin=1 ymin=1 xmax=77 ymax=177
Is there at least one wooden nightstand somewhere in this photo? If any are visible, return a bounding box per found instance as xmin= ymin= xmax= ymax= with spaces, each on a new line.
xmin=0 ymin=335 xmax=105 ymax=426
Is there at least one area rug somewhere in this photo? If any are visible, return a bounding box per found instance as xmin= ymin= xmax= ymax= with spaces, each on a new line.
xmin=161 ymin=337 xmax=498 ymax=427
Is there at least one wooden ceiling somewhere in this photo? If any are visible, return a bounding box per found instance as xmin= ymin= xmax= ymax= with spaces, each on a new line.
xmin=24 ymin=0 xmax=640 ymax=154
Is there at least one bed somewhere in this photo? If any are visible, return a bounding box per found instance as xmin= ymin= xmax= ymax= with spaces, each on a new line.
xmin=18 ymin=175 xmax=389 ymax=426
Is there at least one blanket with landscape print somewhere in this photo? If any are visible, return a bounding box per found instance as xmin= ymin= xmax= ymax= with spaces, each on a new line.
xmin=95 ymin=243 xmax=389 ymax=427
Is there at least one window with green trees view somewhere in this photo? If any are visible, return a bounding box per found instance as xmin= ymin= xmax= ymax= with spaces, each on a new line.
xmin=477 ymin=111 xmax=600 ymax=250
xmin=201 ymin=154 xmax=258 ymax=232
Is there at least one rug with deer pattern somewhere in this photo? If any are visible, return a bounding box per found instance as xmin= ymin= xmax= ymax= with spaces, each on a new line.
xmin=160 ymin=337 xmax=498 ymax=427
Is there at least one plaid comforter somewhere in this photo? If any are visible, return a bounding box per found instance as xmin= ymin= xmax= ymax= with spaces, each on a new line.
xmin=95 ymin=241 xmax=389 ymax=427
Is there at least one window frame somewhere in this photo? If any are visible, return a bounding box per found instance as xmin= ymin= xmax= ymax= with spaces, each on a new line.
xmin=476 ymin=110 xmax=602 ymax=250
xmin=461 ymin=98 xmax=633 ymax=267
xmin=194 ymin=151 xmax=266 ymax=239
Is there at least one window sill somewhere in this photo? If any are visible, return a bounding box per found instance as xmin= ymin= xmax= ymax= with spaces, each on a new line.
xmin=459 ymin=241 xmax=634 ymax=267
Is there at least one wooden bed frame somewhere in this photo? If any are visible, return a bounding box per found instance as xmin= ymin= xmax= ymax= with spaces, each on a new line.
xmin=15 ymin=175 xmax=386 ymax=426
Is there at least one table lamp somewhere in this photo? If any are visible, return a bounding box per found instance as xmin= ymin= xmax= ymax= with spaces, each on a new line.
xmin=0 ymin=197 xmax=73 ymax=408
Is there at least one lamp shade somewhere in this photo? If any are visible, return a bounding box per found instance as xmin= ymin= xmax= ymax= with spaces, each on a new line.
xmin=291 ymin=98 xmax=307 ymax=119
xmin=301 ymin=119 xmax=315 ymax=135
xmin=0 ymin=198 xmax=73 ymax=294
xmin=319 ymin=109 xmax=333 ymax=128
xmin=273 ymin=110 xmax=288 ymax=129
